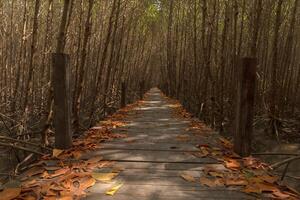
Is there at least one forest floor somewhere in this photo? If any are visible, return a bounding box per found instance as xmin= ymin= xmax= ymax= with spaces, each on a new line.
xmin=0 ymin=88 xmax=299 ymax=200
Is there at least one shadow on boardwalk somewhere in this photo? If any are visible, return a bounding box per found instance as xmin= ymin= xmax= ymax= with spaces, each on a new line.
xmin=84 ymin=88 xmax=256 ymax=200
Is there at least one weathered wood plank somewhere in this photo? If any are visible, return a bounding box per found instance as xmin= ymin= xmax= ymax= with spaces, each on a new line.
xmin=85 ymin=88 xmax=253 ymax=199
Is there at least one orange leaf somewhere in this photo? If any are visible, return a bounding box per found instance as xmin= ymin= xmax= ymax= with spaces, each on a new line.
xmin=208 ymin=171 xmax=224 ymax=178
xmin=219 ymin=138 xmax=233 ymax=149
xmin=225 ymin=178 xmax=248 ymax=186
xmin=0 ymin=188 xmax=21 ymax=200
xmin=176 ymin=134 xmax=190 ymax=142
xmin=259 ymin=175 xmax=278 ymax=184
xmin=200 ymin=177 xmax=224 ymax=187
xmin=72 ymin=150 xmax=83 ymax=159
xmin=224 ymin=159 xmax=241 ymax=170
xmin=48 ymin=168 xmax=70 ymax=178
xmin=180 ymin=173 xmax=196 ymax=182
xmin=272 ymin=190 xmax=292 ymax=199
xmin=243 ymin=185 xmax=262 ymax=194
xmin=53 ymin=149 xmax=64 ymax=158
xmin=24 ymin=167 xmax=45 ymax=177
xmin=79 ymin=177 xmax=96 ymax=190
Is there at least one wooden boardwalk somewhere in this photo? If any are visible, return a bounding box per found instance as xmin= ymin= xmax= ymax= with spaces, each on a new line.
xmin=84 ymin=88 xmax=252 ymax=200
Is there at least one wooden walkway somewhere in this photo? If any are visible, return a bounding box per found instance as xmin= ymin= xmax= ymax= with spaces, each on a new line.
xmin=84 ymin=88 xmax=252 ymax=200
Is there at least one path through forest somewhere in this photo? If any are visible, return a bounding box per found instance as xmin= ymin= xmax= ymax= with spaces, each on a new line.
xmin=1 ymin=89 xmax=298 ymax=200
xmin=84 ymin=88 xmax=252 ymax=199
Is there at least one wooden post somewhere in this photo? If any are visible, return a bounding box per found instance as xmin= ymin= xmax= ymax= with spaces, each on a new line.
xmin=234 ymin=57 xmax=257 ymax=157
xmin=139 ymin=80 xmax=145 ymax=99
xmin=121 ymin=81 xmax=126 ymax=107
xmin=52 ymin=53 xmax=72 ymax=149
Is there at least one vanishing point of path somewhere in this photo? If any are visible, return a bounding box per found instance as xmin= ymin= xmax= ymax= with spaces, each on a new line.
xmin=85 ymin=88 xmax=252 ymax=200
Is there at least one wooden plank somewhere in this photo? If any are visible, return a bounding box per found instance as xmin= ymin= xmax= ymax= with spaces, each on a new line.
xmin=85 ymin=184 xmax=253 ymax=200
xmin=88 ymin=149 xmax=218 ymax=163
xmin=101 ymin=162 xmax=223 ymax=171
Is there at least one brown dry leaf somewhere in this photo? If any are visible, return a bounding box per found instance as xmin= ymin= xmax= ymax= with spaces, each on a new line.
xmin=61 ymin=179 xmax=72 ymax=190
xmin=225 ymin=178 xmax=248 ymax=186
xmin=0 ymin=188 xmax=21 ymax=200
xmin=79 ymin=177 xmax=96 ymax=190
xmin=180 ymin=173 xmax=196 ymax=182
xmin=208 ymin=171 xmax=224 ymax=178
xmin=40 ymin=183 xmax=51 ymax=195
xmin=48 ymin=168 xmax=70 ymax=178
xmin=243 ymin=185 xmax=262 ymax=194
xmin=259 ymin=175 xmax=278 ymax=184
xmin=200 ymin=177 xmax=224 ymax=187
xmin=112 ymin=166 xmax=125 ymax=173
xmin=57 ymin=196 xmax=73 ymax=200
xmin=22 ymin=179 xmax=39 ymax=188
xmin=24 ymin=166 xmax=45 ymax=177
xmin=176 ymin=134 xmax=190 ymax=142
xmin=105 ymin=183 xmax=123 ymax=196
xmin=219 ymin=138 xmax=233 ymax=149
xmin=49 ymin=183 xmax=65 ymax=192
xmin=53 ymin=149 xmax=64 ymax=158
xmin=200 ymin=147 xmax=210 ymax=157
xmin=92 ymin=172 xmax=119 ymax=182
xmin=256 ymin=182 xmax=279 ymax=193
xmin=224 ymin=159 xmax=241 ymax=170
xmin=243 ymin=157 xmax=269 ymax=169
xmin=272 ymin=190 xmax=293 ymax=199
xmin=20 ymin=194 xmax=36 ymax=200
xmin=72 ymin=150 xmax=83 ymax=159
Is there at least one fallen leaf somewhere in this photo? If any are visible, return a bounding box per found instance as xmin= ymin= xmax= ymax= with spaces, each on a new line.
xmin=225 ymin=178 xmax=248 ymax=186
xmin=224 ymin=159 xmax=241 ymax=170
xmin=79 ymin=177 xmax=96 ymax=190
xmin=200 ymin=147 xmax=210 ymax=157
xmin=112 ymin=166 xmax=125 ymax=173
xmin=259 ymin=175 xmax=278 ymax=184
xmin=23 ymin=167 xmax=45 ymax=177
xmin=92 ymin=172 xmax=119 ymax=182
xmin=243 ymin=185 xmax=262 ymax=194
xmin=219 ymin=138 xmax=233 ymax=149
xmin=208 ymin=171 xmax=224 ymax=178
xmin=48 ymin=168 xmax=70 ymax=178
xmin=53 ymin=149 xmax=64 ymax=158
xmin=200 ymin=177 xmax=224 ymax=187
xmin=20 ymin=194 xmax=36 ymax=200
xmin=180 ymin=173 xmax=196 ymax=182
xmin=105 ymin=183 xmax=123 ymax=196
xmin=256 ymin=182 xmax=279 ymax=192
xmin=272 ymin=190 xmax=292 ymax=199
xmin=0 ymin=188 xmax=21 ymax=200
xmin=176 ymin=134 xmax=190 ymax=142
xmin=72 ymin=150 xmax=83 ymax=159
xmin=57 ymin=196 xmax=73 ymax=200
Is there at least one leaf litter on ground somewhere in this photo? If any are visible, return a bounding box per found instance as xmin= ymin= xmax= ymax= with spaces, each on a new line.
xmin=0 ymin=101 xmax=146 ymax=199
xmin=167 ymin=95 xmax=300 ymax=199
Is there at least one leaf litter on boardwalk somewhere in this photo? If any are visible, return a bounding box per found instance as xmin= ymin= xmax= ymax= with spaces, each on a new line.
xmin=0 ymin=101 xmax=145 ymax=199
xmin=166 ymin=95 xmax=300 ymax=199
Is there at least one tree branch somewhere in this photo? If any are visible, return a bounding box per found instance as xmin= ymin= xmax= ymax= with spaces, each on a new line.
xmin=271 ymin=155 xmax=300 ymax=169
xmin=0 ymin=142 xmax=45 ymax=156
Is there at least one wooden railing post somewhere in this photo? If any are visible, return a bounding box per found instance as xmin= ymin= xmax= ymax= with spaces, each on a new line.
xmin=52 ymin=53 xmax=72 ymax=149
xmin=121 ymin=81 xmax=126 ymax=108
xmin=139 ymin=80 xmax=145 ymax=99
xmin=234 ymin=57 xmax=257 ymax=157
